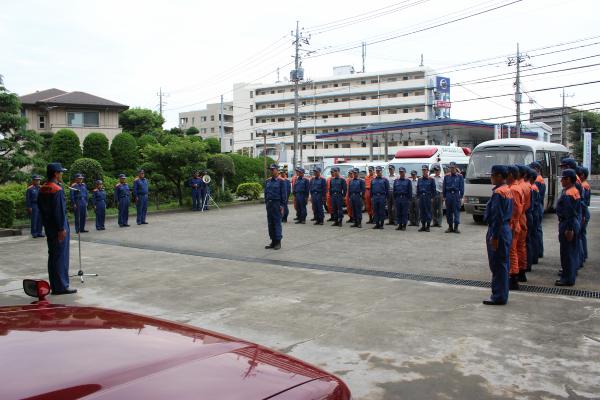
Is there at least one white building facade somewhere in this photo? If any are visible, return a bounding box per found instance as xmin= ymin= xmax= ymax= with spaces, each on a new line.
xmin=233 ymin=66 xmax=451 ymax=165
xmin=179 ymin=102 xmax=234 ymax=143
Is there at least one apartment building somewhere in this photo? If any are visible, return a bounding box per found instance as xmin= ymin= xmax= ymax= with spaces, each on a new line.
xmin=179 ymin=101 xmax=234 ymax=142
xmin=530 ymin=107 xmax=577 ymax=146
xmin=233 ymin=66 xmax=450 ymax=164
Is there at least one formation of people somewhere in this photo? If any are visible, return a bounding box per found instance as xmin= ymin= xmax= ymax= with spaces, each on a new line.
xmin=263 ymin=161 xmax=465 ymax=249
xmin=483 ymin=158 xmax=591 ymax=306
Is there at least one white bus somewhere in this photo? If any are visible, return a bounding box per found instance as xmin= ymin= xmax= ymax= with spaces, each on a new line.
xmin=464 ymin=138 xmax=569 ymax=223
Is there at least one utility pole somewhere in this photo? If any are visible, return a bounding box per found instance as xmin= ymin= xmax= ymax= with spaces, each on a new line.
xmin=361 ymin=42 xmax=366 ymax=73
xmin=263 ymin=131 xmax=267 ymax=180
xmin=157 ymin=87 xmax=168 ymax=118
xmin=508 ymin=43 xmax=528 ymax=138
xmin=290 ymin=20 xmax=311 ymax=169
xmin=560 ymin=88 xmax=574 ymax=146
xmin=219 ymin=94 xmax=225 ymax=153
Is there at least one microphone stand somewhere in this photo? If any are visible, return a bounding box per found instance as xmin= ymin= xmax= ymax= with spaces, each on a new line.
xmin=69 ymin=187 xmax=98 ymax=283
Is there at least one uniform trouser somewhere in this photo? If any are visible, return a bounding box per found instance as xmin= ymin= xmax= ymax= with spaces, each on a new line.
xmin=30 ymin=206 xmax=43 ymax=237
xmin=350 ymin=194 xmax=363 ymax=224
xmin=311 ymin=193 xmax=324 ymax=222
xmin=136 ymin=194 xmax=148 ymax=224
xmin=394 ymin=196 xmax=410 ymax=226
xmin=118 ymin=198 xmax=129 ymax=226
xmin=74 ymin=201 xmax=87 ymax=233
xmin=326 ymin=193 xmax=333 ymax=217
xmin=509 ymin=225 xmax=520 ymax=276
xmin=531 ymin=213 xmax=540 ymax=264
xmin=582 ymin=209 xmax=590 ymax=262
xmin=372 ymin=195 xmax=386 ymax=225
xmin=432 ymin=193 xmax=443 ymax=226
xmin=345 ymin=195 xmax=353 ymax=219
xmin=266 ymin=200 xmax=282 ymax=241
xmin=46 ymin=229 xmax=70 ymax=291
xmin=517 ymin=224 xmax=528 ymax=272
xmin=445 ymin=193 xmax=461 ymax=226
xmin=577 ymin=217 xmax=584 ymax=268
xmin=409 ymin=197 xmax=420 ymax=225
xmin=486 ymin=228 xmax=511 ymax=304
xmin=200 ymin=188 xmax=208 ymax=210
xmin=419 ymin=194 xmax=433 ymax=224
xmin=95 ymin=203 xmax=105 ymax=229
xmin=387 ymin=192 xmax=395 ymax=223
xmin=331 ymin=194 xmax=344 ymax=222
xmin=192 ymin=189 xmax=201 ymax=210
xmin=294 ymin=194 xmax=307 ymax=221
xmin=282 ymin=197 xmax=289 ymax=221
xmin=537 ymin=209 xmax=544 ymax=258
xmin=364 ymin=190 xmax=373 ymax=217
xmin=526 ymin=212 xmax=536 ymax=269
xmin=559 ymin=222 xmax=579 ymax=284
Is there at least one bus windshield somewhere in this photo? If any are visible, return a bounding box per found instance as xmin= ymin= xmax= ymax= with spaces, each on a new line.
xmin=466 ymin=149 xmax=534 ymax=179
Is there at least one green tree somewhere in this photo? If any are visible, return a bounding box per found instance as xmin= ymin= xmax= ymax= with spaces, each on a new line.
xmin=569 ymin=111 xmax=600 ymax=173
xmin=185 ymin=126 xmax=200 ymax=136
xmin=110 ymin=132 xmax=139 ymax=174
xmin=0 ymin=78 xmax=44 ymax=183
xmin=69 ymin=158 xmax=104 ymax=189
xmin=137 ymin=134 xmax=158 ymax=150
xmin=49 ymin=128 xmax=82 ymax=170
xmin=227 ymin=154 xmax=274 ymax=189
xmin=82 ymin=132 xmax=112 ymax=171
xmin=204 ymin=137 xmax=221 ymax=154
xmin=142 ymin=136 xmax=207 ymax=205
xmin=119 ymin=108 xmax=164 ymax=138
xmin=169 ymin=127 xmax=184 ymax=136
xmin=207 ymin=154 xmax=235 ymax=193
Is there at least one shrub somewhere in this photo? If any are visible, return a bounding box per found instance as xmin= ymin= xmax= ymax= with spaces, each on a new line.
xmin=204 ymin=137 xmax=221 ymax=154
xmin=185 ymin=126 xmax=200 ymax=136
xmin=49 ymin=129 xmax=82 ymax=169
xmin=236 ymin=182 xmax=262 ymax=200
xmin=83 ymin=132 xmax=112 ymax=171
xmin=137 ymin=134 xmax=158 ymax=150
xmin=110 ymin=132 xmax=139 ymax=175
xmin=214 ymin=188 xmax=233 ymax=203
xmin=0 ymin=195 xmax=15 ymax=228
xmin=69 ymin=158 xmax=104 ymax=189
xmin=0 ymin=182 xmax=28 ymax=220
xmin=227 ymin=154 xmax=274 ymax=190
xmin=119 ymin=108 xmax=164 ymax=137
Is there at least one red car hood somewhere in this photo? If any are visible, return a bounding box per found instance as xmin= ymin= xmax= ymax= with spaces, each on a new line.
xmin=0 ymin=305 xmax=345 ymax=400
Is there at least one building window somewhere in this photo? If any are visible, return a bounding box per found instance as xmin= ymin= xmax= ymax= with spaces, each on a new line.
xmin=361 ymin=142 xmax=367 ymax=147
xmin=250 ymin=105 xmax=253 ymax=112
xmin=67 ymin=111 xmax=99 ymax=127
xmin=191 ymin=117 xmax=195 ymax=125
xmin=210 ymin=115 xmax=215 ymax=121
xmin=270 ymin=104 xmax=275 ymax=108
xmin=371 ymin=79 xmax=378 ymax=83
xmin=403 ymin=92 xmax=409 ymax=97
xmin=342 ymin=143 xmax=350 ymax=148
xmin=277 ymin=89 xmax=284 ymax=93
xmin=261 ymin=119 xmax=267 ymax=123
xmin=388 ymin=93 xmax=397 ymax=98
xmin=334 ymin=83 xmax=338 ymax=87
xmin=323 ymin=115 xmax=328 ymax=119
xmin=402 ymin=76 xmax=409 ymax=81
xmin=334 ymin=143 xmax=339 ymax=148
xmin=322 ymin=99 xmax=329 ymax=104
xmin=271 ymin=119 xmax=275 ymax=122
xmin=341 ymin=113 xmax=350 ymax=117
xmin=270 ymin=90 xmax=275 ymax=94
xmin=361 ymin=80 xmax=366 ymax=85
xmin=415 ymin=107 xmax=425 ymax=112
xmin=278 ymin=118 xmax=285 ymax=122
xmin=201 ymin=128 xmax=207 ymax=134
xmin=38 ymin=115 xmax=46 ymax=129
xmin=371 ymin=96 xmax=377 ymax=99
xmin=302 ymin=145 xmax=306 ymax=150
xmin=202 ymin=116 xmax=207 ymax=122
xmin=414 ymin=90 xmax=424 ymax=96
xmin=403 ymin=109 xmax=409 ymax=113
xmin=342 ymin=97 xmax=350 ymax=101
xmin=250 ymin=119 xmax=254 ymax=126
xmin=341 ymin=82 xmax=350 ymax=86
xmin=361 ymin=112 xmax=366 ymax=116
xmin=371 ymin=111 xmax=378 ymax=115
xmin=278 ymin=103 xmax=285 ymax=107
xmin=334 ymin=98 xmax=339 ymax=102
xmin=250 ymin=91 xmax=254 ymax=98
xmin=388 ymin=110 xmax=398 ymax=114
xmin=325 ymin=144 xmax=329 ymax=149
xmin=334 ymin=128 xmax=339 ymax=132
xmin=334 ymin=114 xmax=339 ymax=118
xmin=322 ymin=84 xmax=328 ymax=88
xmin=387 ymin=77 xmax=397 ymax=82
xmin=210 ymin=127 xmax=215 ymax=133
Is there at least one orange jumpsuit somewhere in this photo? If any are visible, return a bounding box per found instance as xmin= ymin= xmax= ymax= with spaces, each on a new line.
xmin=364 ymin=173 xmax=375 ymax=218
xmin=291 ymin=175 xmax=298 ymax=211
xmin=345 ymin=176 xmax=353 ymax=219
xmin=326 ymin=177 xmax=333 ymax=217
xmin=518 ymin=179 xmax=531 ymax=272
xmin=508 ymin=181 xmax=523 ymax=276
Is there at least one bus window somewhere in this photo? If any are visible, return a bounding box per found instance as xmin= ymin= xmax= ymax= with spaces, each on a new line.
xmin=466 ymin=149 xmax=534 ymax=181
xmin=535 ymin=151 xmax=550 ymax=178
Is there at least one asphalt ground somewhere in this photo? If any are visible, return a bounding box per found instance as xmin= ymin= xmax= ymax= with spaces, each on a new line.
xmin=1 ymin=198 xmax=599 ymax=399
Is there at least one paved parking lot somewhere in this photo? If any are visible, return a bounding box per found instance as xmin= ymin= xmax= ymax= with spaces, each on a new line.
xmin=1 ymin=200 xmax=599 ymax=399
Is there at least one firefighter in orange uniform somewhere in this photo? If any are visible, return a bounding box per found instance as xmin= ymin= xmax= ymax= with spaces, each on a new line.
xmin=345 ymin=170 xmax=353 ymax=223
xmin=517 ymin=165 xmax=530 ymax=283
xmin=326 ymin=175 xmax=334 ymax=221
xmin=364 ymin=166 xmax=375 ymax=224
xmin=506 ymin=166 xmax=523 ymax=290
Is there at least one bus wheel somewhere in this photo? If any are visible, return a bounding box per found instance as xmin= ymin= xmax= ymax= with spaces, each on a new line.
xmin=472 ymin=215 xmax=484 ymax=224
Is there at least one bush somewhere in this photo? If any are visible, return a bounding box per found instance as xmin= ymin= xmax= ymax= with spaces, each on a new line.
xmin=227 ymin=154 xmax=274 ymax=190
xmin=185 ymin=126 xmax=200 ymax=136
xmin=49 ymin=129 xmax=82 ymax=169
xmin=204 ymin=137 xmax=221 ymax=154
xmin=83 ymin=132 xmax=113 ymax=171
xmin=110 ymin=132 xmax=139 ymax=175
xmin=214 ymin=188 xmax=233 ymax=203
xmin=137 ymin=134 xmax=158 ymax=150
xmin=0 ymin=196 xmax=15 ymax=228
xmin=119 ymin=108 xmax=164 ymax=137
xmin=236 ymin=182 xmax=262 ymax=200
xmin=0 ymin=182 xmax=28 ymax=220
xmin=69 ymin=158 xmax=104 ymax=189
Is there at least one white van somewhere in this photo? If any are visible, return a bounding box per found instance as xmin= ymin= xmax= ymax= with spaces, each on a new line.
xmin=322 ymin=161 xmax=388 ymax=179
xmin=464 ymin=138 xmax=569 ymax=222
xmin=387 ymin=145 xmax=471 ymax=176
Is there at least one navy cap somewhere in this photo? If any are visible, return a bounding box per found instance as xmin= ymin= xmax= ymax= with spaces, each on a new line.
xmin=138 ymin=169 xmax=145 ymax=173
xmin=529 ymin=169 xmax=538 ymax=180
xmin=516 ymin=164 xmax=528 ymax=176
xmin=95 ymin=179 xmax=103 ymax=185
xmin=560 ymin=158 xmax=577 ymax=169
xmin=421 ymin=164 xmax=429 ymax=170
xmin=398 ymin=167 xmax=406 ymax=173
xmin=375 ymin=166 xmax=383 ymax=172
xmin=529 ymin=161 xmax=541 ymax=169
xmin=449 ymin=161 xmax=457 ymax=167
xmin=269 ymin=163 xmax=279 ymax=170
xmin=388 ymin=164 xmax=395 ymax=170
xmin=491 ymin=165 xmax=508 ymax=177
xmin=410 ymin=170 xmax=417 ymax=175
xmin=353 ymin=168 xmax=360 ymax=173
xmin=314 ymin=167 xmax=322 ymax=172
xmin=31 ymin=174 xmax=42 ymax=180
xmin=507 ymin=165 xmax=519 ymax=177
xmin=575 ymin=166 xmax=584 ymax=175
xmin=582 ymin=167 xmax=589 ymax=178
xmin=46 ymin=162 xmax=67 ymax=176
xmin=561 ymin=169 xmax=577 ymax=179
xmin=368 ymin=166 xmax=375 ymax=171
xmin=118 ymin=174 xmax=127 ymax=178
xmin=296 ymin=167 xmax=305 ymax=173
xmin=433 ymin=165 xmax=441 ymax=171
xmin=74 ymin=173 xmax=84 ymax=179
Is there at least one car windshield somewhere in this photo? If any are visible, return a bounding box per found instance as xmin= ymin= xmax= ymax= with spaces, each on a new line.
xmin=466 ymin=149 xmax=533 ymax=179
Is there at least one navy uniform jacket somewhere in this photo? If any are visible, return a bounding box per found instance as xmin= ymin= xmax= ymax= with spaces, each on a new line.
xmin=417 ymin=177 xmax=436 ymax=197
xmin=370 ymin=177 xmax=389 ymax=197
xmin=443 ymin=173 xmax=464 ymax=198
xmin=328 ymin=177 xmax=347 ymax=197
xmin=37 ymin=181 xmax=67 ymax=237
xmin=92 ymin=188 xmax=107 ymax=206
xmin=281 ymin=178 xmax=292 ymax=198
xmin=484 ymin=184 xmax=513 ymax=240
xmin=293 ymin=176 xmax=310 ymax=197
xmin=556 ymin=186 xmax=580 ymax=232
xmin=69 ymin=182 xmax=88 ymax=205
xmin=25 ymin=185 xmax=40 ymax=208
xmin=348 ymin=178 xmax=365 ymax=195
xmin=264 ymin=177 xmax=287 ymax=207
xmin=115 ymin=183 xmax=131 ymax=202
xmin=309 ymin=177 xmax=327 ymax=195
xmin=393 ymin=178 xmax=412 ymax=197
xmin=133 ymin=178 xmax=149 ymax=197
xmin=190 ymin=177 xmax=203 ymax=191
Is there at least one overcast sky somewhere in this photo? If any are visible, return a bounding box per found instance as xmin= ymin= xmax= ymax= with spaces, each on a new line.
xmin=2 ymin=0 xmax=599 ymax=129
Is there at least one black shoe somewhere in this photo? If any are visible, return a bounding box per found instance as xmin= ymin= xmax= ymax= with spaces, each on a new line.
xmin=518 ymin=271 xmax=527 ymax=282
xmin=356 ymin=224 xmax=362 ymax=228
xmin=295 ymin=220 xmax=303 ymax=224
xmin=346 ymin=219 xmax=353 ymax=223
xmin=327 ymin=217 xmax=335 ymax=221
xmin=425 ymin=226 xmax=430 ymax=232
xmin=483 ymin=300 xmax=506 ymax=305
xmin=124 ymin=224 xmax=130 ymax=227
xmin=273 ymin=241 xmax=281 ymax=250
xmin=293 ymin=217 xmax=299 ymax=221
xmin=331 ymin=222 xmax=339 ymax=227
xmin=338 ymin=221 xmax=343 ymax=226
xmin=372 ymin=224 xmax=379 ymax=229
xmin=555 ymin=280 xmax=574 ymax=287
xmin=317 ymin=221 xmax=323 ymax=225
xmin=52 ymin=288 xmax=77 ymax=295
xmin=509 ymin=275 xmax=520 ymax=290
xmin=418 ymin=225 xmax=425 ymax=232
xmin=453 ymin=225 xmax=460 ymax=233
xmin=445 ymin=227 xmax=454 ymax=233
xmin=265 ymin=242 xmax=274 ymax=249
xmin=351 ymin=223 xmax=358 ymax=228
xmin=386 ymin=222 xmax=395 ymax=225
xmin=142 ymin=222 xmax=148 ymax=225
xmin=81 ymin=230 xmax=89 ymax=233
xmin=314 ymin=221 xmax=320 ymax=225
xmin=367 ymin=218 xmax=373 ymax=224
xmin=396 ymin=225 xmax=402 ymax=230
xmin=401 ymin=225 xmax=406 ymax=231
xmin=310 ymin=218 xmax=316 ymax=221
xmin=137 ymin=223 xmax=142 ymax=225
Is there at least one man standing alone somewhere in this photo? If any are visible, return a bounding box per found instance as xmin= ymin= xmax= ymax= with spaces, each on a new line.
xmin=265 ymin=164 xmax=286 ymax=250
xmin=133 ymin=169 xmax=149 ymax=225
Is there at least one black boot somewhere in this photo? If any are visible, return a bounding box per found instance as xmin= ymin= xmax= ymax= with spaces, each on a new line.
xmin=331 ymin=221 xmax=339 ymax=227
xmin=445 ymin=226 xmax=454 ymax=233
xmin=401 ymin=224 xmax=406 ymax=231
xmin=273 ymin=240 xmax=281 ymax=250
xmin=347 ymin=218 xmax=353 ymax=223
xmin=265 ymin=241 xmax=274 ymax=249
xmin=453 ymin=224 xmax=460 ymax=233
xmin=509 ymin=275 xmax=520 ymax=290
xmin=367 ymin=217 xmax=374 ymax=224
xmin=418 ymin=223 xmax=426 ymax=232
xmin=518 ymin=271 xmax=527 ymax=282
xmin=396 ymin=225 xmax=402 ymax=230
xmin=425 ymin=222 xmax=430 ymax=232
xmin=310 ymin=217 xmax=316 ymax=221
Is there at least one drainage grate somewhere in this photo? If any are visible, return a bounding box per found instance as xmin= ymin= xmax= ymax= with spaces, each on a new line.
xmin=82 ymin=238 xmax=600 ymax=300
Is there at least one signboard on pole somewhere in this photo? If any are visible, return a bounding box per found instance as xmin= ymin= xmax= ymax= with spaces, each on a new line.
xmin=583 ymin=130 xmax=592 ymax=171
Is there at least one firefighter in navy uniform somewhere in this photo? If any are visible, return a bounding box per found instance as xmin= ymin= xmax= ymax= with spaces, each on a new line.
xmin=483 ymin=165 xmax=513 ymax=305
xmin=279 ymin=169 xmax=291 ymax=223
xmin=264 ymin=164 xmax=286 ymax=250
xmin=348 ymin=168 xmax=365 ymax=228
xmin=25 ymin=175 xmax=44 ymax=238
xmin=92 ymin=180 xmax=106 ymax=230
xmin=370 ymin=166 xmax=389 ymax=229
xmin=555 ymin=169 xmax=581 ymax=287
xmin=329 ymin=167 xmax=347 ymax=227
xmin=37 ymin=163 xmax=76 ymax=295
xmin=190 ymin=171 xmax=203 ymax=211
xmin=309 ymin=167 xmax=327 ymax=225
xmin=417 ymin=165 xmax=436 ymax=232
xmin=393 ymin=167 xmax=412 ymax=231
xmin=443 ymin=161 xmax=465 ymax=233
xmin=70 ymin=173 xmax=89 ymax=233
xmin=115 ymin=174 xmax=131 ymax=227
xmin=293 ymin=167 xmax=310 ymax=224
xmin=133 ymin=169 xmax=149 ymax=225
xmin=529 ymin=161 xmax=545 ymax=259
